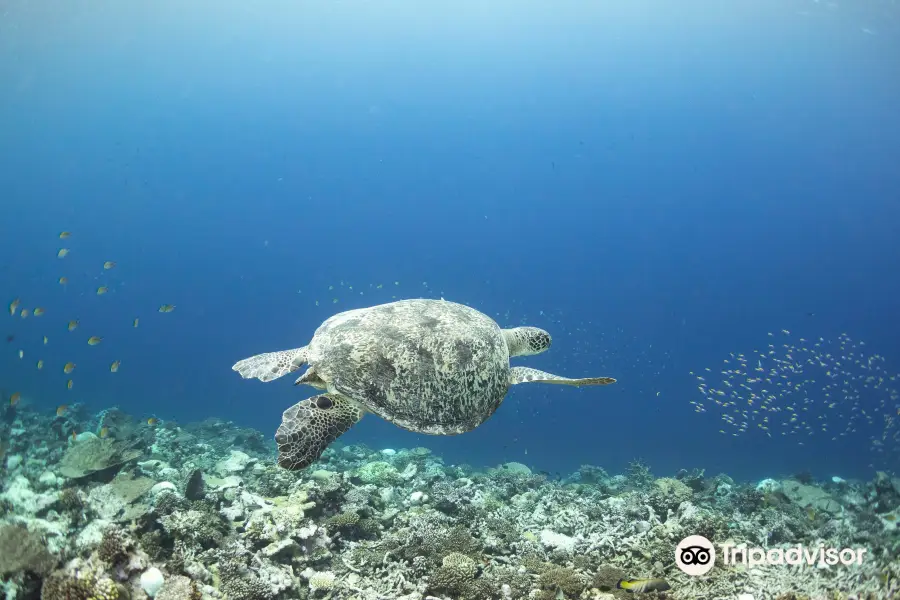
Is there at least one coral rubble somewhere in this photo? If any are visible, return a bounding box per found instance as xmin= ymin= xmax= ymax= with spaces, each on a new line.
xmin=1 ymin=405 xmax=898 ymax=600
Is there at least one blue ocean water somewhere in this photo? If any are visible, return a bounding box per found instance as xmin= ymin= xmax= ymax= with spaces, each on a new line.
xmin=1 ymin=0 xmax=898 ymax=484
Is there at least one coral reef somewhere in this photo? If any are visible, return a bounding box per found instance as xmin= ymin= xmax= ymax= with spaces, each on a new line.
xmin=0 ymin=403 xmax=898 ymax=600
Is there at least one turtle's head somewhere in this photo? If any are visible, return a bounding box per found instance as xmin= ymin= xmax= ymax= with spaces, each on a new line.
xmin=503 ymin=327 xmax=552 ymax=357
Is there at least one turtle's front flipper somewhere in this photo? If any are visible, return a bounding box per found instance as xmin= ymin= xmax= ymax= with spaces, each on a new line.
xmin=275 ymin=394 xmax=363 ymax=471
xmin=232 ymin=347 xmax=308 ymax=382
xmin=509 ymin=366 xmax=616 ymax=387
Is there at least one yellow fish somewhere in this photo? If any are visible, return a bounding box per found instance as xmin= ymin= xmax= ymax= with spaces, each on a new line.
xmin=33 ymin=307 xmax=45 ymax=317
xmin=59 ymin=231 xmax=71 ymax=239
xmin=66 ymin=380 xmax=73 ymax=390
xmin=9 ymin=298 xmax=20 ymax=315
xmin=158 ymin=304 xmax=175 ymax=313
xmin=617 ymin=578 xmax=671 ymax=593
xmin=110 ymin=360 xmax=121 ymax=373
xmin=99 ymin=426 xmax=109 ymax=438
xmin=18 ymin=349 xmax=23 ymax=359
xmin=57 ymin=404 xmax=68 ymax=416
xmin=43 ymin=336 xmax=48 ymax=344
xmin=20 ymin=308 xmax=29 ymax=318
xmin=96 ymin=286 xmax=109 ymax=295
xmin=37 ymin=360 xmax=43 ymax=370
xmin=9 ymin=392 xmax=21 ymax=406
xmin=58 ymin=277 xmax=68 ymax=285
xmin=87 ymin=336 xmax=102 ymax=346
xmin=57 ymin=248 xmax=70 ymax=258
xmin=63 ymin=362 xmax=76 ymax=374
xmin=103 ymin=261 xmax=116 ymax=270
xmin=68 ymin=320 xmax=79 ymax=331
xmin=133 ymin=318 xmax=139 ymax=328
xmin=147 ymin=417 xmax=158 ymax=426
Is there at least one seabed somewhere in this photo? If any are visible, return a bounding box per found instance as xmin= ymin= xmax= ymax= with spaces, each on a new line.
xmin=1 ymin=404 xmax=898 ymax=600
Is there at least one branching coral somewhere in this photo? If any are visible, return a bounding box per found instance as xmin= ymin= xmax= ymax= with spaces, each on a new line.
xmin=41 ymin=569 xmax=120 ymax=600
xmin=426 ymin=553 xmax=478 ymax=598
xmin=97 ymin=528 xmax=132 ymax=565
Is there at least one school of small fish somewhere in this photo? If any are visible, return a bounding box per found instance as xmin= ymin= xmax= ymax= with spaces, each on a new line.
xmin=5 ymin=231 xmax=176 ymax=412
xmin=691 ymin=330 xmax=900 ymax=460
xmin=5 ymin=230 xmax=441 ymax=426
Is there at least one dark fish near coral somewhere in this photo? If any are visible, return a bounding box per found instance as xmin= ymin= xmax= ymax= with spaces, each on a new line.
xmin=185 ymin=469 xmax=206 ymax=501
xmin=617 ymin=578 xmax=671 ymax=593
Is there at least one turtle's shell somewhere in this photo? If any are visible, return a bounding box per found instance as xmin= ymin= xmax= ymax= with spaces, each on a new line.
xmin=306 ymin=299 xmax=509 ymax=434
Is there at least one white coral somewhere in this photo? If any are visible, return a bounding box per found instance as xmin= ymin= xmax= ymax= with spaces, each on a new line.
xmin=539 ymin=529 xmax=576 ymax=552
xmin=308 ymin=570 xmax=336 ymax=591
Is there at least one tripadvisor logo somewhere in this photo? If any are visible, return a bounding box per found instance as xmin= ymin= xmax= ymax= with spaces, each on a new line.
xmin=676 ymin=535 xmax=868 ymax=576
xmin=675 ymin=535 xmax=716 ymax=576
xmin=720 ymin=542 xmax=867 ymax=568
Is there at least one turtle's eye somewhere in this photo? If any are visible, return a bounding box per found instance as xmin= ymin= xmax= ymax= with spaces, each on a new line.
xmin=315 ymin=396 xmax=334 ymax=409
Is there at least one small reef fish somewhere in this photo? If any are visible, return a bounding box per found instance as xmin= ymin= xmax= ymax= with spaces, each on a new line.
xmin=57 ymin=404 xmax=68 ymax=416
xmin=147 ymin=417 xmax=158 ymax=426
xmin=96 ymin=286 xmax=109 ymax=295
xmin=616 ymin=579 xmax=671 ymax=593
xmin=66 ymin=380 xmax=73 ymax=390
xmin=99 ymin=426 xmax=110 ymax=438
xmin=87 ymin=336 xmax=102 ymax=346
xmin=37 ymin=360 xmax=43 ymax=370
xmin=8 ymin=299 xmax=19 ymax=315
xmin=63 ymin=362 xmax=76 ymax=374
xmin=9 ymin=392 xmax=21 ymax=406
xmin=57 ymin=248 xmax=70 ymax=258
xmin=103 ymin=261 xmax=116 ymax=270
xmin=43 ymin=336 xmax=48 ymax=344
xmin=58 ymin=277 xmax=68 ymax=285
xmin=33 ymin=307 xmax=45 ymax=316
xmin=59 ymin=231 xmax=71 ymax=239
xmin=110 ymin=360 xmax=120 ymax=373
xmin=18 ymin=349 xmax=23 ymax=359
xmin=71 ymin=430 xmax=77 ymax=441
xmin=68 ymin=320 xmax=79 ymax=331
xmin=20 ymin=309 xmax=29 ymax=318
xmin=5 ymin=334 xmax=13 ymax=343
xmin=158 ymin=304 xmax=175 ymax=313
xmin=133 ymin=318 xmax=139 ymax=328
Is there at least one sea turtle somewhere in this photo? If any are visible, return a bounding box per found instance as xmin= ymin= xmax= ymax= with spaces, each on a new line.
xmin=232 ymin=299 xmax=616 ymax=470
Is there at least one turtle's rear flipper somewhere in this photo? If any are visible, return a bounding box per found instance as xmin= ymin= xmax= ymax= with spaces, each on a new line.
xmin=232 ymin=347 xmax=308 ymax=382
xmin=509 ymin=366 xmax=616 ymax=387
xmin=275 ymin=394 xmax=363 ymax=471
